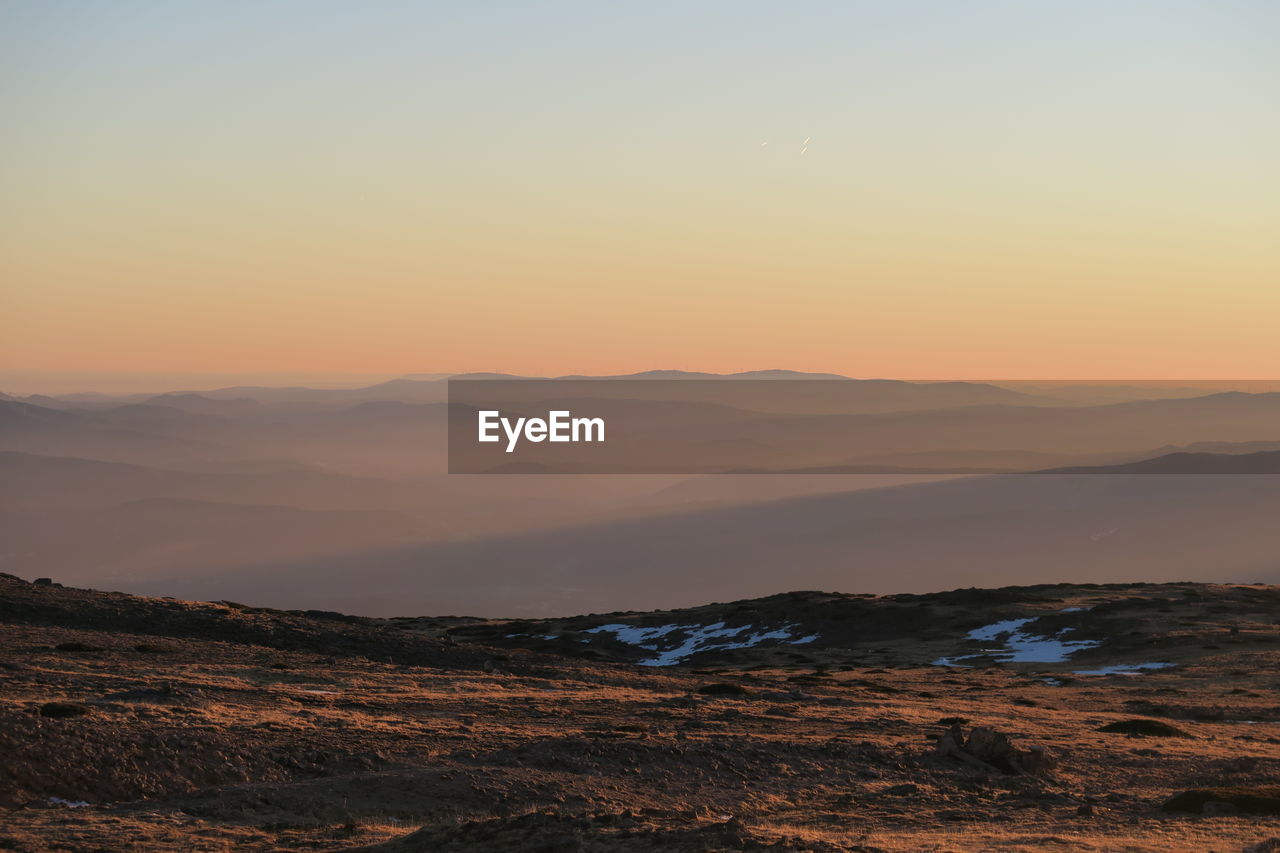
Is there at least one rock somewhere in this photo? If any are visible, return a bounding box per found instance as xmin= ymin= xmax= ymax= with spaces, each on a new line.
xmin=933 ymin=724 xmax=1055 ymax=776
xmin=1021 ymin=744 xmax=1056 ymax=776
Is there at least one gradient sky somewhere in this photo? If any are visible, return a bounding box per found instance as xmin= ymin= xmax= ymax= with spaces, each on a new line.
xmin=2 ymin=0 xmax=1277 ymax=383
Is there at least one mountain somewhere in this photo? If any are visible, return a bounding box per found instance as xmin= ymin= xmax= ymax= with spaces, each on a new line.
xmin=998 ymin=383 xmax=1233 ymax=406
xmin=25 ymin=372 xmax=1040 ymax=413
xmin=452 ymin=375 xmax=1038 ymax=418
xmin=0 ymin=451 xmax=407 ymax=512
xmin=18 ymin=375 xmax=1266 ymax=413
xmin=552 ymin=369 xmax=856 ymax=380
xmin=0 ymin=400 xmax=242 ymax=468
xmin=1 ymin=498 xmax=418 ymax=581
xmin=448 ymin=390 xmax=1280 ymax=473
xmin=0 ymin=398 xmax=457 ymax=475
xmin=1046 ymin=449 xmax=1280 ymax=475
xmin=143 ymin=393 xmax=261 ymax=416
xmin=7 ymin=388 xmax=1280 ymax=613
xmin=0 ymin=400 xmax=82 ymax=427
xmin=0 ymin=452 xmax=697 ymax=581
xmin=1177 ymin=439 xmax=1280 ymax=454
xmin=79 ymin=403 xmax=226 ymax=429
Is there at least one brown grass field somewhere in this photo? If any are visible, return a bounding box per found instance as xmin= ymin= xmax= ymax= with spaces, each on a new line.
xmin=2 ymin=574 xmax=1278 ymax=852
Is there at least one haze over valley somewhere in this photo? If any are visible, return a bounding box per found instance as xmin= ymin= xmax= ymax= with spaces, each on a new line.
xmin=4 ymin=371 xmax=1278 ymax=616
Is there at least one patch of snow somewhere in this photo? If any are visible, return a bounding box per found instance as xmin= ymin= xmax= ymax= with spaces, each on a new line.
xmin=583 ymin=623 xmax=684 ymax=647
xmin=582 ymin=621 xmax=819 ymax=666
xmin=966 ymin=618 xmax=1036 ymax=643
xmin=933 ymin=612 xmax=1100 ymax=667
xmin=300 ymin=689 xmax=340 ymax=695
xmin=49 ymin=797 xmax=91 ymax=808
xmin=1072 ymin=662 xmax=1174 ymax=676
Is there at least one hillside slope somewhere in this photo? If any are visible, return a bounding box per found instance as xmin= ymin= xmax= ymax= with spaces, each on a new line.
xmin=2 ymin=575 xmax=1278 ymax=852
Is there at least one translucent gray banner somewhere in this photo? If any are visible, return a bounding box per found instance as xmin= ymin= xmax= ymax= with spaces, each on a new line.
xmin=447 ymin=379 xmax=1280 ymax=474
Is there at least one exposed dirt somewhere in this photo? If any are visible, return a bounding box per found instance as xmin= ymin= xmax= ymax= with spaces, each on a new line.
xmin=2 ymin=573 xmax=1279 ymax=851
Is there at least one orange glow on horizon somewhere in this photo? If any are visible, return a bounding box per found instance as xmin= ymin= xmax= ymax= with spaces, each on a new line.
xmin=3 ymin=3 xmax=1277 ymax=384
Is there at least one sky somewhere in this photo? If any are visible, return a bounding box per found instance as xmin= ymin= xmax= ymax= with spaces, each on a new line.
xmin=2 ymin=0 xmax=1278 ymax=385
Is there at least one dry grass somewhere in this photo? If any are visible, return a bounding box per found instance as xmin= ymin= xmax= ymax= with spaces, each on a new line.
xmin=2 ymin=577 xmax=1279 ymax=851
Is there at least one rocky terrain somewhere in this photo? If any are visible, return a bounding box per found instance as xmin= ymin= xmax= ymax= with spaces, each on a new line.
xmin=2 ymin=573 xmax=1279 ymax=852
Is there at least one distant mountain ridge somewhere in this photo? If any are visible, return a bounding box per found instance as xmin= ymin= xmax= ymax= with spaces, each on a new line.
xmin=4 ymin=370 xmax=1031 ymax=409
xmin=1044 ymin=449 xmax=1280 ymax=475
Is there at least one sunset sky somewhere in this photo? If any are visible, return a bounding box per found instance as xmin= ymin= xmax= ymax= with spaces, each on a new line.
xmin=3 ymin=1 xmax=1278 ymax=385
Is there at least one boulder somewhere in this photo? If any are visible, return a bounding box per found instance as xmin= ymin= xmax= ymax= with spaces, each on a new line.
xmin=933 ymin=723 xmax=1054 ymax=776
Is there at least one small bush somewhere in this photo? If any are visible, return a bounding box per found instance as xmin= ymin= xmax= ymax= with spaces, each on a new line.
xmin=53 ymin=642 xmax=102 ymax=653
xmin=1098 ymin=718 xmax=1191 ymax=737
xmin=697 ymin=682 xmax=751 ymax=697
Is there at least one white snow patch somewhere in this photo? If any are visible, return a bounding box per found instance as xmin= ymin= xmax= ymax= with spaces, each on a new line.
xmin=933 ymin=613 xmax=1100 ymax=667
xmin=583 ymin=623 xmax=684 ymax=651
xmin=1072 ymin=662 xmax=1174 ymax=676
xmin=49 ymin=797 xmax=91 ymax=808
xmin=934 ymin=610 xmax=1174 ymax=676
xmin=583 ymin=621 xmax=819 ymax=666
